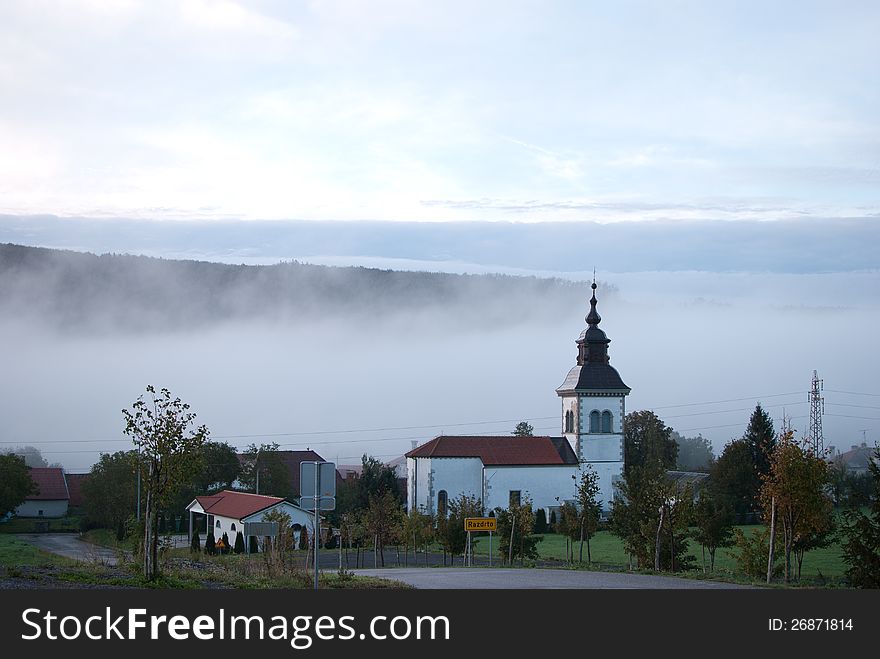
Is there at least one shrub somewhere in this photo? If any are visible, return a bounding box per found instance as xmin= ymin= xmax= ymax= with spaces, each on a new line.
xmin=221 ymin=532 xmax=231 ymax=555
xmin=549 ymin=510 xmax=557 ymax=533
xmin=534 ymin=508 xmax=547 ymax=534
xmin=733 ymin=527 xmax=781 ymax=580
xmin=205 ymin=530 xmax=216 ymax=555
xmin=190 ymin=530 xmax=201 ymax=554
xmin=299 ymin=527 xmax=309 ymax=551
xmin=248 ymin=535 xmax=259 ymax=554
xmin=234 ymin=531 xmax=245 ymax=554
xmin=115 ymin=519 xmax=126 ymax=542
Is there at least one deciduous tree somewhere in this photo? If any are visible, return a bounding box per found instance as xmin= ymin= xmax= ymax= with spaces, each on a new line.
xmin=0 ymin=453 xmax=36 ymax=518
xmin=624 ymin=411 xmax=678 ymax=472
xmin=122 ymin=385 xmax=209 ymax=580
xmin=840 ymin=448 xmax=880 ymax=588
xmin=692 ymin=488 xmax=734 ymax=572
xmin=759 ymin=431 xmax=831 ymax=583
xmin=574 ymin=466 xmax=602 ymax=563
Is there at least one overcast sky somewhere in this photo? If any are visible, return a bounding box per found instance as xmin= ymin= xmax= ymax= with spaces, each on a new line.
xmin=2 ymin=2 xmax=879 ymax=469
xmin=2 ymin=0 xmax=878 ymax=223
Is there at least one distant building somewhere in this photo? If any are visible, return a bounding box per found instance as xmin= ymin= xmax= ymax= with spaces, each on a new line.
xmin=406 ymin=280 xmax=629 ymax=518
xmin=235 ymin=449 xmax=342 ymax=496
xmin=16 ymin=467 xmax=70 ymax=518
xmin=64 ymin=473 xmax=88 ymax=509
xmin=829 ymin=442 xmax=878 ymax=475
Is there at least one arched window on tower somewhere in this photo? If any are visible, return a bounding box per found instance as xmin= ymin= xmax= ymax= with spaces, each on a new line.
xmin=601 ymin=411 xmax=613 ymax=433
xmin=565 ymin=410 xmax=574 ymax=433
xmin=589 ymin=410 xmax=600 ymax=433
xmin=437 ymin=490 xmax=448 ymax=518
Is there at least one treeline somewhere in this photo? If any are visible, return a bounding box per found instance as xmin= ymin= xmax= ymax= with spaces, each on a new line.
xmin=0 ymin=243 xmax=590 ymax=332
xmin=610 ymin=406 xmax=880 ymax=586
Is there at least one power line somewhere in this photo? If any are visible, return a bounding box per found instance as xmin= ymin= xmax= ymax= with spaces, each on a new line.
xmin=825 ymin=389 xmax=880 ymax=398
xmin=648 ymin=390 xmax=806 ymax=410
xmin=677 ymin=415 xmax=809 ymax=433
xmin=663 ymin=401 xmax=807 ymax=420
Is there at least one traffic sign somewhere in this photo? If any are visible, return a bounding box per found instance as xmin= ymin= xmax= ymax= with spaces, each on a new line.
xmin=465 ymin=517 xmax=497 ymax=532
xmin=300 ymin=461 xmax=337 ymax=499
xmin=299 ymin=496 xmax=336 ymax=511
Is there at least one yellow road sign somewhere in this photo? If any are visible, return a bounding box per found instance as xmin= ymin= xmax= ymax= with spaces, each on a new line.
xmin=464 ymin=517 xmax=497 ymax=532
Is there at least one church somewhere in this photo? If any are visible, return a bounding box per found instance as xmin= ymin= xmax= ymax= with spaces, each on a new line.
xmin=406 ymin=280 xmax=630 ymax=519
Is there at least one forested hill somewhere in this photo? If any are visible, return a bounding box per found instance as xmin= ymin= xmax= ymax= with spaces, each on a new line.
xmin=0 ymin=243 xmax=597 ymax=333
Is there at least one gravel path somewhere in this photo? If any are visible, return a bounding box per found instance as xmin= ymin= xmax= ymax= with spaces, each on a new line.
xmin=16 ymin=533 xmax=121 ymax=566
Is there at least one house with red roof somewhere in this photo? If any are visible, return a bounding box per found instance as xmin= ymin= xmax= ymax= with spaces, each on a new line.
xmin=405 ymin=282 xmax=630 ymax=518
xmin=16 ymin=467 xmax=70 ymax=518
xmin=185 ymin=490 xmax=316 ymax=548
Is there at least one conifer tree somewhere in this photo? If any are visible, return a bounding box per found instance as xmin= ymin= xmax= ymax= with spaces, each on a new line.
xmin=205 ymin=530 xmax=216 ymax=555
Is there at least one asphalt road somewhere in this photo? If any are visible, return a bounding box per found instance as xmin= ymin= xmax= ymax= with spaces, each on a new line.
xmin=353 ymin=567 xmax=753 ymax=589
xmin=17 ymin=533 xmax=122 ymax=566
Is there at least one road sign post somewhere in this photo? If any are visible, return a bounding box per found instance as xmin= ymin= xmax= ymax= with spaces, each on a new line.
xmin=300 ymin=461 xmax=337 ymax=590
xmin=464 ymin=517 xmax=497 ymax=567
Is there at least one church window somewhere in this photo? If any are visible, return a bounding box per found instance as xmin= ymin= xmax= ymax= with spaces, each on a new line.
xmin=565 ymin=410 xmax=574 ymax=433
xmin=589 ymin=410 xmax=600 ymax=433
xmin=216 ymin=520 xmax=221 ymax=528
xmin=231 ymin=523 xmax=236 ymax=532
xmin=509 ymin=490 xmax=521 ymax=507
xmin=437 ymin=490 xmax=448 ymax=518
xmin=601 ymin=411 xmax=613 ymax=433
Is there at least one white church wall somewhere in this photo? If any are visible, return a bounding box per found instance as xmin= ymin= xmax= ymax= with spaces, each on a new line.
xmin=408 ymin=457 xmax=483 ymax=515
xmin=430 ymin=458 xmax=483 ymax=514
xmin=580 ymin=436 xmax=623 ymax=462
xmin=484 ymin=465 xmax=579 ymax=512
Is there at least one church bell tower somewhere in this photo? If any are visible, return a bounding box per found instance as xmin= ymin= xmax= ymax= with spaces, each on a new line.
xmin=556 ymin=279 xmax=630 ymax=509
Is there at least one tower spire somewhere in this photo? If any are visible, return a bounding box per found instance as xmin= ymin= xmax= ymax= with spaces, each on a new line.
xmin=576 ymin=277 xmax=610 ymax=366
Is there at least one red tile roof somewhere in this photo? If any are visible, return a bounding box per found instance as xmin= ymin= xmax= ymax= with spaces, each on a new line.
xmin=26 ymin=467 xmax=70 ymax=501
xmin=405 ymin=436 xmax=570 ymax=466
xmin=65 ymin=473 xmax=88 ymax=507
xmin=193 ymin=490 xmax=285 ymax=520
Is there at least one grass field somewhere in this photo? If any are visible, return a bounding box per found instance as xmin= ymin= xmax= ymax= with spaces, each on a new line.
xmin=469 ymin=525 xmax=848 ymax=581
xmin=0 ymin=534 xmax=76 ymax=567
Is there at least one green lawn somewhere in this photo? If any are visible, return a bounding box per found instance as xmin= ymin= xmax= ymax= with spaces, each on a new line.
xmin=0 ymin=534 xmax=76 ymax=567
xmin=470 ymin=526 xmax=847 ymax=580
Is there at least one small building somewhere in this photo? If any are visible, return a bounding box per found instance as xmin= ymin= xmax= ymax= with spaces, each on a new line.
xmin=16 ymin=467 xmax=70 ymax=518
xmin=829 ymin=442 xmax=878 ymax=475
xmin=64 ymin=473 xmax=88 ymax=510
xmin=185 ymin=489 xmax=316 ymax=547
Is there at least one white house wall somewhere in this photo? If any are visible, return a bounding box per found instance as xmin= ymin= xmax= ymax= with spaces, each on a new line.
xmin=15 ymin=500 xmax=68 ymax=518
xmin=242 ymin=502 xmax=316 ymax=531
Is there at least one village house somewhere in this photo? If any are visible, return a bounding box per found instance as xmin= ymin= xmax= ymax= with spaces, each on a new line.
xmin=185 ymin=489 xmax=316 ymax=548
xmin=15 ymin=467 xmax=70 ymax=518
